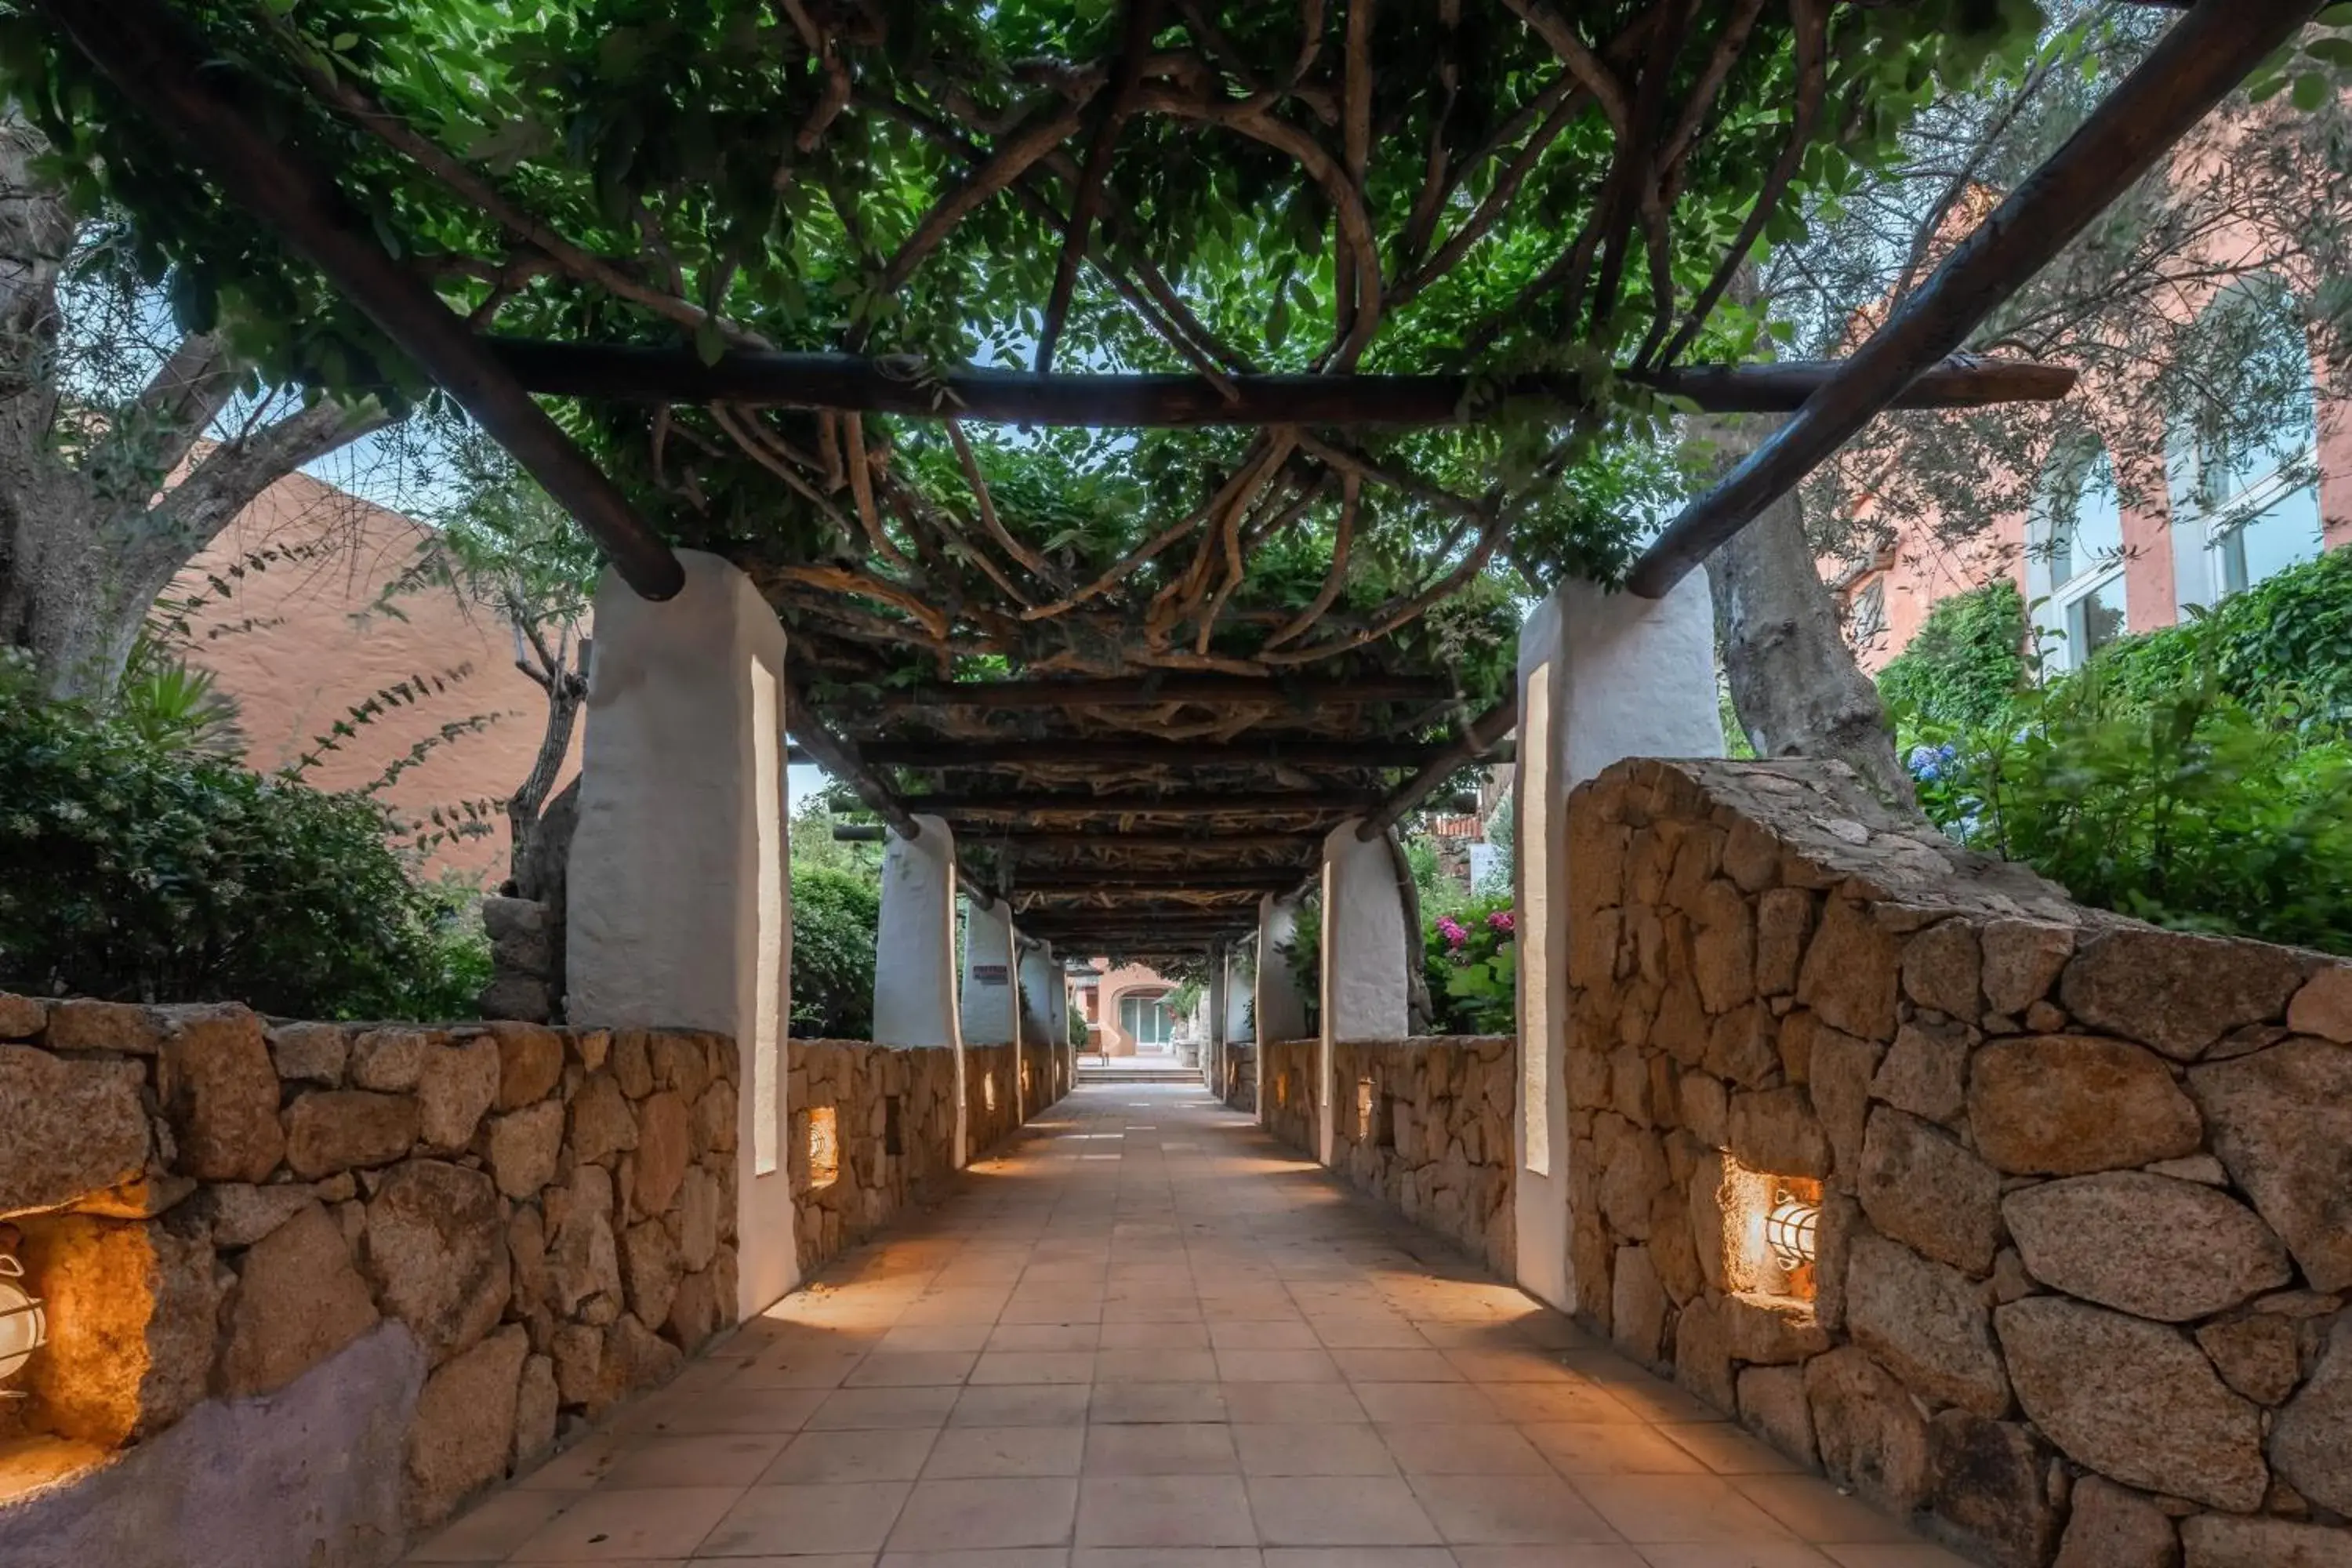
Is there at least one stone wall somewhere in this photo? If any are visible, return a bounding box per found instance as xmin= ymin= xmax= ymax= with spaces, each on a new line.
xmin=1260 ymin=1037 xmax=1319 ymax=1154
xmin=964 ymin=1042 xmax=1022 ymax=1160
xmin=789 ymin=1040 xmax=1071 ymax=1282
xmin=1220 ymin=1040 xmax=1258 ymax=1113
xmin=0 ymin=996 xmax=738 ymax=1568
xmin=788 ymin=1041 xmax=960 ymax=1279
xmin=1329 ymin=1038 xmax=1515 ymax=1277
xmin=1565 ymin=757 xmax=2352 ymax=1568
xmin=1020 ymin=1031 xmax=1070 ymax=1119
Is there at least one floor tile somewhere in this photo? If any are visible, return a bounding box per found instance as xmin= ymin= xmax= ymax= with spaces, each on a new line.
xmin=1352 ymin=1381 xmax=1506 ymax=1425
xmin=1656 ymin=1424 xmax=1807 ymax=1475
xmin=1215 ymin=1383 xmax=1367 ymax=1425
xmin=1733 ymin=1475 xmax=1923 ymax=1544
xmin=599 ymin=1433 xmax=787 ymax=1489
xmin=1243 ymin=1475 xmax=1441 ymax=1547
xmin=1089 ymin=1383 xmax=1229 ymax=1425
xmin=1334 ymin=1349 xmax=1464 ymax=1383
xmin=1231 ymin=1423 xmax=1396 ymax=1478
xmin=506 ymin=1485 xmax=741 ymax=1560
xmin=760 ymin=1427 xmax=941 ymax=1485
xmin=807 ymin=1386 xmax=963 ymax=1431
xmin=1076 ymin=1476 xmax=1258 ymax=1548
xmin=695 ymin=1480 xmax=913 ymax=1556
xmin=1410 ymin=1472 xmax=1621 ymax=1545
xmin=1523 ymin=1423 xmax=1711 ymax=1476
xmin=972 ymin=1352 xmax=1097 ymax=1386
xmin=1083 ymin=1424 xmax=1239 ymax=1476
xmin=1375 ymin=1422 xmax=1551 ymax=1475
xmin=849 ymin=1352 xmax=982 ymax=1388
xmin=1571 ymin=1475 xmax=1802 ymax=1544
xmin=401 ymin=1487 xmax=581 ymax=1561
xmin=887 ymin=1478 xmax=1080 ymax=1552
xmin=925 ymin=1425 xmax=1087 ymax=1479
xmin=953 ymin=1385 xmax=1095 ymax=1428
xmin=1094 ymin=1350 xmax=1220 ymax=1384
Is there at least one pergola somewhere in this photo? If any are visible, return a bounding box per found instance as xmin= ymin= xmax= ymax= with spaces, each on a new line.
xmin=34 ymin=0 xmax=2317 ymax=961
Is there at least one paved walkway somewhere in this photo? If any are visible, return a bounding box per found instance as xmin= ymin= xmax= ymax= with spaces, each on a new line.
xmin=406 ymin=1083 xmax=1965 ymax=1568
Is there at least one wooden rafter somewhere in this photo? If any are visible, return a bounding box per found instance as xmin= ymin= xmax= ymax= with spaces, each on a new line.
xmin=487 ymin=340 xmax=2076 ymax=426
xmin=864 ymin=738 xmax=1443 ymax=769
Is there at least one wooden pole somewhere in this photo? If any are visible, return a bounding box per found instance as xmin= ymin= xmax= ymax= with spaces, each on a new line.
xmin=41 ymin=0 xmax=684 ymax=602
xmin=866 ymin=673 xmax=1455 ymax=710
xmin=864 ymin=739 xmax=1444 ymax=769
xmin=1357 ymin=695 xmax=1518 ymax=839
xmin=490 ymin=339 xmax=2074 ymax=427
xmin=906 ymin=790 xmax=1380 ymax=816
xmin=1624 ymin=0 xmax=2319 ymax=599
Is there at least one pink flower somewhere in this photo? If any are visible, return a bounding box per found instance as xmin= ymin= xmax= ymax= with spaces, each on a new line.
xmin=1436 ymin=916 xmax=1468 ymax=949
xmin=1487 ymin=910 xmax=1515 ymax=935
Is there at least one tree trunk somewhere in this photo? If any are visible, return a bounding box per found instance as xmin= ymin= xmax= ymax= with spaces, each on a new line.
xmin=1700 ymin=412 xmax=1915 ymax=808
xmin=506 ymin=636 xmax=589 ymax=896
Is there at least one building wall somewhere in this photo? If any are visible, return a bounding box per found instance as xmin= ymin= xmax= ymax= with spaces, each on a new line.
xmin=1087 ymin=961 xmax=1176 ymax=1058
xmin=176 ymin=471 xmax=578 ymax=884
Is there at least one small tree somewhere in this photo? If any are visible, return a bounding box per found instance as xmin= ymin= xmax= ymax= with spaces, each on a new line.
xmin=0 ymin=115 xmax=384 ymax=697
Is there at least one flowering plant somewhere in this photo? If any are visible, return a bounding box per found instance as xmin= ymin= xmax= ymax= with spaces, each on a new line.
xmin=1423 ymin=892 xmax=1515 ymax=1034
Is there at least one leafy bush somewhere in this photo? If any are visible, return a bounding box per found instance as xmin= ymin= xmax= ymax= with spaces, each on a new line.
xmin=1908 ymin=643 xmax=2352 ymax=956
xmin=790 ymin=863 xmax=880 ymax=1039
xmin=1426 ymin=895 xmax=1517 ymax=1035
xmin=1878 ymin=579 xmax=2031 ymax=731
xmin=2086 ymin=548 xmax=2352 ymax=724
xmin=0 ymin=653 xmax=491 ymax=1016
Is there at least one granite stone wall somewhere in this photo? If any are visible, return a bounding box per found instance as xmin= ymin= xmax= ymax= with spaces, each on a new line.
xmin=1565 ymin=757 xmax=2352 ymax=1568
xmin=1260 ymin=1037 xmax=1319 ymax=1154
xmin=1329 ymin=1037 xmax=1515 ymax=1277
xmin=1220 ymin=1040 xmax=1258 ymax=1113
xmin=964 ymin=1042 xmax=1023 ymax=1160
xmin=1019 ymin=1031 xmax=1070 ymax=1120
xmin=789 ymin=1039 xmax=1070 ymax=1281
xmin=0 ymin=996 xmax=737 ymax=1566
xmin=788 ymin=1041 xmax=960 ymax=1279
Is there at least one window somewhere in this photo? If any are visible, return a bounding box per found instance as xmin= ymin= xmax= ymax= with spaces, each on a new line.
xmin=2028 ymin=441 xmax=2129 ymax=672
xmin=2173 ymin=282 xmax=2321 ymax=608
xmin=1119 ymin=993 xmax=1172 ymax=1047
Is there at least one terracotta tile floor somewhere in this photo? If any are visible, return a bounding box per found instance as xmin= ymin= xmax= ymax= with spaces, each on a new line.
xmin=406 ymin=1083 xmax=1972 ymax=1568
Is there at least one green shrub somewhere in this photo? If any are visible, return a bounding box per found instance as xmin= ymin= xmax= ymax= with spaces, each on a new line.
xmin=789 ymin=862 xmax=880 ymax=1039
xmin=1878 ymin=579 xmax=2031 ymax=731
xmin=0 ymin=654 xmax=491 ymax=1016
xmin=2089 ymin=548 xmax=2352 ymax=723
xmin=1426 ymin=895 xmax=1517 ymax=1035
xmin=1909 ymin=640 xmax=2352 ymax=956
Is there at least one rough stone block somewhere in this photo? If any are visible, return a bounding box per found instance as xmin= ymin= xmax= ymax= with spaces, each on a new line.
xmin=2003 ymin=1173 xmax=2291 ymax=1323
xmin=1796 ymin=896 xmax=1900 ymax=1042
xmin=2194 ymin=1313 xmax=2303 ymax=1406
xmin=1996 ymin=1296 xmax=2267 ymax=1512
xmin=204 ymin=1181 xmax=318 ymax=1250
xmin=350 ymin=1028 xmax=436 ymax=1093
xmin=489 ymin=1022 xmax=566 ymax=1111
xmin=1857 ymin=1108 xmax=2001 ymax=1276
xmin=21 ymin=1210 xmax=217 ymax=1446
xmin=0 ymin=991 xmax=45 ymax=1040
xmin=45 ymin=998 xmax=164 ymax=1054
xmin=268 ymin=1022 xmax=349 ymax=1087
xmin=1872 ymin=1018 xmax=1972 ymax=1127
xmin=1901 ymin=920 xmax=1982 ymax=1022
xmin=514 ymin=1352 xmax=558 ymax=1472
xmin=1846 ymin=1232 xmax=2009 ymax=1415
xmin=157 ymin=1004 xmax=284 ymax=1183
xmin=216 ymin=1202 xmax=381 ymax=1397
xmin=0 ymin=1045 xmax=152 ymax=1215
xmin=488 ymin=1101 xmax=565 ymax=1201
xmin=1967 ymin=1036 xmax=2203 ymax=1176
xmin=1979 ymin=921 xmax=2074 ymax=1018
xmin=361 ymin=1159 xmax=510 ymax=1366
xmin=405 ymin=1324 xmax=528 ymax=1528
xmin=1806 ymin=1345 xmax=1931 ymax=1515
xmin=284 ymin=1091 xmax=423 ymax=1179
xmin=2270 ymin=1315 xmax=2352 ymax=1516
xmin=568 ymin=1073 xmax=639 ymax=1167
xmin=2287 ymin=965 xmax=2352 ymax=1044
xmin=2188 ymin=1038 xmax=2352 ymax=1292
xmin=1928 ymin=1410 xmax=2061 ymax=1568
xmin=2059 ymin=928 xmax=2304 ymax=1062
xmin=2054 ymin=1475 xmax=2179 ymax=1568
xmin=1737 ymin=1363 xmax=1816 ymax=1467
xmin=418 ymin=1036 xmax=501 ymax=1152
xmin=1726 ymin=1086 xmax=1831 ymax=1180
xmin=2179 ymin=1514 xmax=2352 ymax=1568
xmin=630 ymin=1090 xmax=692 ymax=1219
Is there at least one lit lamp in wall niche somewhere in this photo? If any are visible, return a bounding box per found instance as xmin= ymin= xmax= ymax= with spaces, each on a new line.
xmin=0 ymin=1251 xmax=45 ymax=1393
xmin=1766 ymin=1192 xmax=1820 ymax=1272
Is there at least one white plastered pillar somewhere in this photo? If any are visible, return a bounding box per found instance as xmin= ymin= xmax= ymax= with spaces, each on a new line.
xmin=960 ymin=895 xmax=1016 ymax=1164
xmin=1205 ymin=950 xmax=1229 ymax=1092
xmin=1018 ymin=938 xmax=1058 ymax=1116
xmin=1254 ymin=893 xmax=1309 ymax=1123
xmin=1225 ymin=945 xmax=1254 ymax=1043
xmin=1513 ymin=573 xmax=1723 ymax=1314
xmin=873 ymin=814 xmax=965 ymax=1164
xmin=566 ymin=550 xmax=797 ymax=1319
xmin=1319 ymin=822 xmax=1409 ymax=1165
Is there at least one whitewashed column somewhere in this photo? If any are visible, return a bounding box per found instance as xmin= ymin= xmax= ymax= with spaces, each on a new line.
xmin=1255 ymin=894 xmax=1309 ymax=1123
xmin=1319 ymin=822 xmax=1409 ymax=1164
xmin=1514 ymin=573 xmax=1722 ymax=1313
xmin=1206 ymin=950 xmax=1229 ymax=1092
xmin=1018 ymin=938 xmax=1059 ymax=1115
xmin=873 ymin=813 xmax=964 ymax=1163
xmin=566 ymin=550 xmax=797 ymax=1317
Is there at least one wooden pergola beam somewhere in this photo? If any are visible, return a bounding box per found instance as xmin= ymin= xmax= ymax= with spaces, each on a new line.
xmin=866 ymin=739 xmax=1443 ymax=769
xmin=866 ymin=673 xmax=1456 ymax=710
xmin=1358 ymin=694 xmax=1518 ymax=839
xmin=960 ymin=831 xmax=1317 ymax=855
xmin=1014 ymin=871 xmax=1300 ymax=890
xmin=784 ymin=684 xmax=927 ymax=842
xmin=909 ymin=791 xmax=1378 ymax=817
xmin=1624 ymin=0 xmax=2317 ymax=599
xmin=41 ymin=0 xmax=684 ymax=603
xmin=490 ymin=339 xmax=2074 ymax=428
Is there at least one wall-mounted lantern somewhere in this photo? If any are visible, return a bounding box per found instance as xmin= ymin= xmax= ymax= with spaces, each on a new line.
xmin=1766 ymin=1193 xmax=1820 ymax=1272
xmin=0 ymin=1253 xmax=46 ymax=1392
